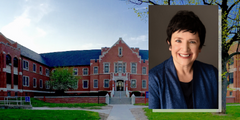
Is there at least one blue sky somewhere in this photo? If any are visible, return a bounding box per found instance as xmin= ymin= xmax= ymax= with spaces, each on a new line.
xmin=0 ymin=0 xmax=148 ymax=53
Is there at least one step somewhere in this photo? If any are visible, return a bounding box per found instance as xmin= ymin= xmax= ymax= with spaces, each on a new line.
xmin=110 ymin=97 xmax=131 ymax=104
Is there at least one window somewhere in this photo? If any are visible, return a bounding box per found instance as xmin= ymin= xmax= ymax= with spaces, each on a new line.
xmin=115 ymin=62 xmax=126 ymax=73
xmin=83 ymin=80 xmax=88 ymax=89
xmin=131 ymin=79 xmax=136 ymax=88
xmin=15 ymin=92 xmax=18 ymax=96
xmin=23 ymin=60 xmax=29 ymax=70
xmin=93 ymin=67 xmax=98 ymax=74
xmin=33 ymin=63 xmax=36 ymax=72
xmin=45 ymin=81 xmax=50 ymax=89
xmin=6 ymin=73 xmax=11 ymax=84
xmin=230 ymin=91 xmax=233 ymax=96
xmin=83 ymin=68 xmax=88 ymax=75
xmin=23 ymin=76 xmax=29 ymax=87
xmin=6 ymin=55 xmax=11 ymax=65
xmin=40 ymin=79 xmax=43 ymax=88
xmin=73 ymin=68 xmax=78 ymax=75
xmin=13 ymin=57 xmax=18 ymax=67
xmin=104 ymin=63 xmax=110 ymax=73
xmin=131 ymin=63 xmax=137 ymax=74
xmin=229 ymin=73 xmax=234 ymax=84
xmin=93 ymin=79 xmax=98 ymax=88
xmin=142 ymin=80 xmax=146 ymax=88
xmin=104 ymin=79 xmax=109 ymax=88
xmin=14 ymin=75 xmax=18 ymax=85
xmin=142 ymin=67 xmax=146 ymax=75
xmin=40 ymin=66 xmax=42 ymax=74
xmin=46 ymin=68 xmax=49 ymax=76
xmin=33 ymin=78 xmax=37 ymax=88
xmin=118 ymin=47 xmax=123 ymax=56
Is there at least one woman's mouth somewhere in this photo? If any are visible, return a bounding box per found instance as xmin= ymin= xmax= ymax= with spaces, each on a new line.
xmin=179 ymin=54 xmax=190 ymax=57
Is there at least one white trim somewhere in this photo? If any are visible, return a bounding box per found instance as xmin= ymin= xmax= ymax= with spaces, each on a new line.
xmin=82 ymin=68 xmax=88 ymax=76
xmin=130 ymin=79 xmax=137 ymax=88
xmin=0 ymin=88 xmax=54 ymax=93
xmin=82 ymin=80 xmax=89 ymax=89
xmin=33 ymin=78 xmax=37 ymax=88
xmin=93 ymin=79 xmax=98 ymax=88
xmin=103 ymin=79 xmax=110 ymax=88
xmin=73 ymin=68 xmax=78 ymax=76
xmin=23 ymin=60 xmax=29 ymax=71
xmin=93 ymin=66 xmax=98 ymax=74
xmin=103 ymin=62 xmax=110 ymax=74
xmin=142 ymin=80 xmax=146 ymax=89
xmin=46 ymin=68 xmax=49 ymax=76
xmin=33 ymin=63 xmax=36 ymax=73
xmin=39 ymin=66 xmax=43 ymax=75
xmin=142 ymin=67 xmax=147 ymax=75
xmin=39 ymin=79 xmax=43 ymax=89
xmin=131 ymin=62 xmax=137 ymax=74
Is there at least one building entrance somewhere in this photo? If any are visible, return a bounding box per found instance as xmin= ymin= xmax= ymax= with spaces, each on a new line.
xmin=116 ymin=80 xmax=124 ymax=91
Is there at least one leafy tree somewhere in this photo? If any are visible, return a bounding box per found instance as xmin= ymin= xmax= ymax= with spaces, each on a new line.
xmin=126 ymin=0 xmax=240 ymax=113
xmin=49 ymin=67 xmax=80 ymax=95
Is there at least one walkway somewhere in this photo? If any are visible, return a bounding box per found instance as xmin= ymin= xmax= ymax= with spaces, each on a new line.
xmin=32 ymin=104 xmax=148 ymax=120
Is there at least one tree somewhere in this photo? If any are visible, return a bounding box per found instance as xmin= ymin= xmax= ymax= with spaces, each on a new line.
xmin=49 ymin=67 xmax=80 ymax=95
xmin=127 ymin=0 xmax=240 ymax=113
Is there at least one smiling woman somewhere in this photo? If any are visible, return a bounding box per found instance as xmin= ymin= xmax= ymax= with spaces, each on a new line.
xmin=148 ymin=6 xmax=219 ymax=109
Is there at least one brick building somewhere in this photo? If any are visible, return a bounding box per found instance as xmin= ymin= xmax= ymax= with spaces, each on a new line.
xmin=0 ymin=33 xmax=148 ymax=97
xmin=226 ymin=41 xmax=240 ymax=103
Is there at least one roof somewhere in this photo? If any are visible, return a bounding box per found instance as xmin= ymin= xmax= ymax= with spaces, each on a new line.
xmin=40 ymin=50 xmax=149 ymax=67
xmin=17 ymin=43 xmax=49 ymax=66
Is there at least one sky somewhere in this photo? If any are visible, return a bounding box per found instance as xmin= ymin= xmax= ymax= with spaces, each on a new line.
xmin=0 ymin=0 xmax=148 ymax=54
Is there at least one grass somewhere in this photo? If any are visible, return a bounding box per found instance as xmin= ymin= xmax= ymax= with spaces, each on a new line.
xmin=134 ymin=103 xmax=149 ymax=106
xmin=0 ymin=109 xmax=100 ymax=120
xmin=31 ymin=98 xmax=107 ymax=109
xmin=144 ymin=106 xmax=240 ymax=120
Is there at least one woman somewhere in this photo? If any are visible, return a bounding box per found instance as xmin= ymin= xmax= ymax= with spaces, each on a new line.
xmin=149 ymin=10 xmax=218 ymax=109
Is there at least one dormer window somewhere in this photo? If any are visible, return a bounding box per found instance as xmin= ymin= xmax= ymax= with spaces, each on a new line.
xmin=118 ymin=47 xmax=123 ymax=57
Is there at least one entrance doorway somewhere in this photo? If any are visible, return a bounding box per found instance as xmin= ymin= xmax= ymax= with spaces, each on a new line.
xmin=116 ymin=80 xmax=124 ymax=91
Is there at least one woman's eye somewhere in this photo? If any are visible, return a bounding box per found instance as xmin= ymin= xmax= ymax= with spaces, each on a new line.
xmin=176 ymin=40 xmax=181 ymax=43
xmin=190 ymin=41 xmax=196 ymax=44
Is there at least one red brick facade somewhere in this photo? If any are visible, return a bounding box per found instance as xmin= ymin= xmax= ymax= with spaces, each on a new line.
xmin=0 ymin=33 xmax=148 ymax=97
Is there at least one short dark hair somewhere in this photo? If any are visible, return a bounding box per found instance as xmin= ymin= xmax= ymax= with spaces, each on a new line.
xmin=166 ymin=10 xmax=206 ymax=49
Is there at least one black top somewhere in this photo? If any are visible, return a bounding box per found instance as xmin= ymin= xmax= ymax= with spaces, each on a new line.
xmin=179 ymin=80 xmax=193 ymax=109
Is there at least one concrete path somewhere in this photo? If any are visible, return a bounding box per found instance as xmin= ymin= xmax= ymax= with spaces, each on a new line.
xmin=32 ymin=104 xmax=148 ymax=120
xmin=107 ymin=104 xmax=147 ymax=120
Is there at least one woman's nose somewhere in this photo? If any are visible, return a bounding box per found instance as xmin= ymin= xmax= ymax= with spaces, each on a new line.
xmin=182 ymin=42 xmax=190 ymax=52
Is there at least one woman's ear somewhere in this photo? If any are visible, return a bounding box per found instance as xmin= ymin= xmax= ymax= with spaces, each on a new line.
xmin=167 ymin=40 xmax=172 ymax=51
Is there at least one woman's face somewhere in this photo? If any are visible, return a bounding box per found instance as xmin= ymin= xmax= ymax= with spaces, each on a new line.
xmin=168 ymin=30 xmax=201 ymax=68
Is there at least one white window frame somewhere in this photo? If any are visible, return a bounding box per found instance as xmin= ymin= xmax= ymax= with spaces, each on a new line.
xmin=40 ymin=79 xmax=43 ymax=89
xmin=45 ymin=81 xmax=50 ymax=89
xmin=33 ymin=63 xmax=36 ymax=73
xmin=73 ymin=68 xmax=78 ymax=76
xmin=93 ymin=79 xmax=98 ymax=88
xmin=103 ymin=62 xmax=110 ymax=73
xmin=23 ymin=60 xmax=29 ymax=71
xmin=83 ymin=68 xmax=88 ymax=76
xmin=131 ymin=63 xmax=137 ymax=74
xmin=103 ymin=79 xmax=109 ymax=88
xmin=33 ymin=78 xmax=37 ymax=88
xmin=46 ymin=68 xmax=49 ymax=76
xmin=23 ymin=76 xmax=29 ymax=87
xmin=142 ymin=67 xmax=147 ymax=75
xmin=118 ymin=47 xmax=123 ymax=56
xmin=142 ymin=80 xmax=146 ymax=89
xmin=82 ymin=80 xmax=89 ymax=89
xmin=40 ymin=66 xmax=43 ymax=75
xmin=93 ymin=66 xmax=98 ymax=74
xmin=131 ymin=79 xmax=137 ymax=88
xmin=114 ymin=62 xmax=126 ymax=73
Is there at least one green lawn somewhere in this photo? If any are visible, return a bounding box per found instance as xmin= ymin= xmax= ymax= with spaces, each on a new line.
xmin=31 ymin=98 xmax=107 ymax=109
xmin=0 ymin=109 xmax=100 ymax=120
xmin=144 ymin=106 xmax=240 ymax=120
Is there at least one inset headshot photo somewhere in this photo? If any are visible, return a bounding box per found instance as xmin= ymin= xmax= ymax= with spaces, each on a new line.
xmin=148 ymin=5 xmax=219 ymax=110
